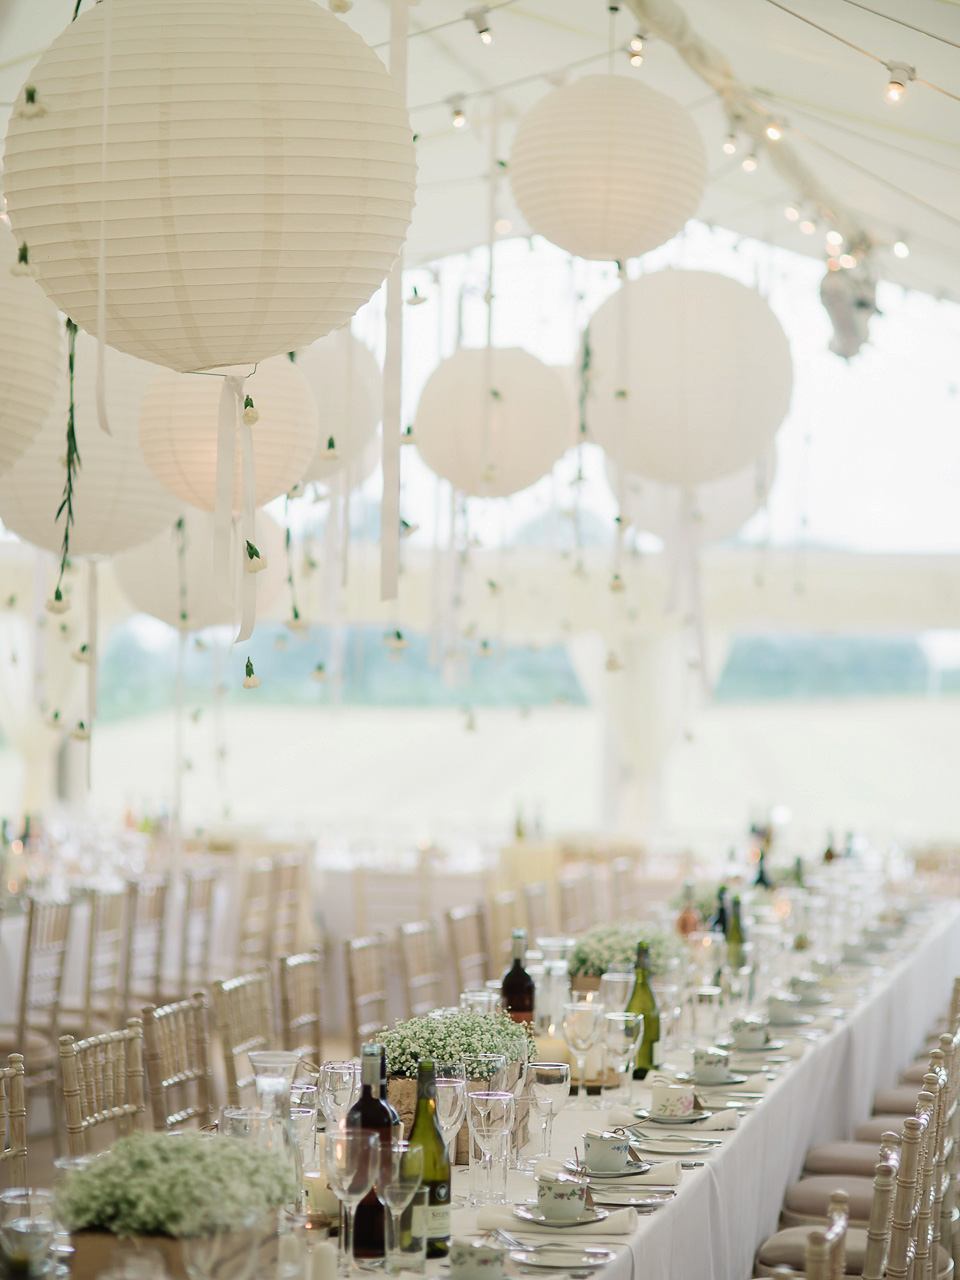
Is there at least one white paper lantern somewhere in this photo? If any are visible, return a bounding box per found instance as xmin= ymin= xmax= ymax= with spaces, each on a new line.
xmin=112 ymin=509 xmax=285 ymax=631
xmin=0 ymin=331 xmax=180 ymax=554
xmin=609 ymin=449 xmax=777 ymax=544
xmin=508 ymin=75 xmax=706 ymax=262
xmin=2 ymin=0 xmax=416 ymax=373
xmin=0 ymin=230 xmax=64 ymax=477
xmin=414 ymin=347 xmax=572 ymax=498
xmin=587 ymin=270 xmax=793 ymax=484
xmin=297 ymin=331 xmax=382 ymax=483
xmin=139 ymin=356 xmax=319 ymax=512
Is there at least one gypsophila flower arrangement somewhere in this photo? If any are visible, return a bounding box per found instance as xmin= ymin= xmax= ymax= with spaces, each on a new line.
xmin=377 ymin=1009 xmax=536 ymax=1080
xmin=567 ymin=922 xmax=684 ymax=979
xmin=55 ymin=1133 xmax=296 ymax=1238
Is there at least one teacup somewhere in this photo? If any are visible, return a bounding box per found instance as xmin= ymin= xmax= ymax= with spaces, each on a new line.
xmin=450 ymin=1239 xmax=507 ymax=1280
xmin=767 ymin=992 xmax=803 ymax=1024
xmin=536 ymin=1173 xmax=588 ymax=1222
xmin=650 ymin=1081 xmax=695 ymax=1118
xmin=731 ymin=1015 xmax=768 ymax=1050
xmin=693 ymin=1045 xmax=731 ymax=1084
xmin=789 ymin=974 xmax=823 ymax=1005
xmin=842 ymin=940 xmax=869 ymax=964
xmin=582 ymin=1129 xmax=631 ymax=1173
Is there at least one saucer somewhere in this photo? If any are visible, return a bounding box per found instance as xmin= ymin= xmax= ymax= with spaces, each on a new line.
xmin=632 ymin=1108 xmax=713 ymax=1125
xmin=564 ymin=1157 xmax=650 ymax=1178
xmin=768 ymin=1012 xmax=815 ymax=1027
xmin=628 ymin=1135 xmax=721 ymax=1155
xmin=508 ymin=1247 xmax=616 ymax=1271
xmin=693 ymin=1072 xmax=748 ymax=1087
xmin=515 ymin=1205 xmax=610 ymax=1229
xmin=796 ymin=992 xmax=832 ymax=1006
xmin=717 ymin=1037 xmax=786 ymax=1053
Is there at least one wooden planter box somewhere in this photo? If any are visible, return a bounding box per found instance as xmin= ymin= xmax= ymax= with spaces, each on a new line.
xmin=570 ymin=975 xmax=601 ymax=997
xmin=70 ymin=1226 xmax=280 ymax=1280
xmin=387 ymin=1062 xmax=529 ymax=1165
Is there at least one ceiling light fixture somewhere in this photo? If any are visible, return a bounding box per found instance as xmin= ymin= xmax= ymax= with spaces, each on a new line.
xmin=723 ymin=133 xmax=737 ymax=154
xmin=741 ymin=150 xmax=757 ymax=172
xmin=448 ymin=94 xmax=467 ymax=128
xmin=765 ymin=121 xmax=783 ymax=142
xmin=884 ymin=60 xmax=915 ymax=104
xmin=467 ymin=6 xmax=492 ymax=43
xmin=893 ymin=238 xmax=909 ymax=258
xmin=784 ymin=205 xmax=800 ymax=221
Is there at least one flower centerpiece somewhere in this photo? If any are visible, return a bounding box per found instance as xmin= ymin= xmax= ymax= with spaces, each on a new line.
xmin=377 ymin=1010 xmax=535 ymax=1163
xmin=57 ymin=1132 xmax=296 ymax=1280
xmin=567 ymin=922 xmax=683 ymax=992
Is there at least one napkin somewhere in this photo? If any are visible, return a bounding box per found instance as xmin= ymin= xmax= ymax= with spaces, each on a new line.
xmin=476 ymin=1205 xmax=639 ymax=1237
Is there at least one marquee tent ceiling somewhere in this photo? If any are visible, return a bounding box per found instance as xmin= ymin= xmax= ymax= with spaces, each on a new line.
xmin=1 ymin=0 xmax=958 ymax=299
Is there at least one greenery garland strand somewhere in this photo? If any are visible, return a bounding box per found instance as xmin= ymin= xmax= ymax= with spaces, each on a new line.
xmin=174 ymin=516 xmax=188 ymax=627
xmin=53 ymin=319 xmax=81 ymax=605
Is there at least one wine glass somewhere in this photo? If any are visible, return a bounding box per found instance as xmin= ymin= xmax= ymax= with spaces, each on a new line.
xmin=324 ymin=1129 xmax=379 ymax=1276
xmin=466 ymin=1091 xmax=515 ymax=1207
xmin=318 ymin=1061 xmax=361 ymax=1128
xmin=0 ymin=1189 xmax=58 ymax=1280
xmin=599 ymin=972 xmax=634 ymax=1012
xmin=435 ymin=1069 xmax=467 ymax=1208
xmin=374 ymin=1140 xmax=424 ymax=1276
xmin=562 ymin=1001 xmax=605 ymax=1108
xmin=527 ymin=1062 xmax=570 ymax=1159
xmin=602 ymin=1011 xmax=644 ymax=1102
xmin=507 ymin=1034 xmax=529 ymax=1168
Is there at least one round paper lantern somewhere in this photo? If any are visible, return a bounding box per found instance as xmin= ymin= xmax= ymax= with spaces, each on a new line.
xmin=508 ymin=75 xmax=706 ymax=262
xmin=414 ymin=348 xmax=572 ymax=498
xmin=139 ymin=356 xmax=319 ymax=512
xmin=587 ymin=270 xmax=793 ymax=484
xmin=609 ymin=449 xmax=777 ymax=544
xmin=0 ymin=331 xmax=180 ymax=554
xmin=2 ymin=0 xmax=416 ymax=373
xmin=113 ymin=509 xmax=285 ymax=631
xmin=297 ymin=331 xmax=382 ymax=483
xmin=0 ymin=230 xmax=64 ymax=477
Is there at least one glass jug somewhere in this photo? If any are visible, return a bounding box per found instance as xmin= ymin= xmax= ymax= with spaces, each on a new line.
xmin=248 ymin=1050 xmax=303 ymax=1195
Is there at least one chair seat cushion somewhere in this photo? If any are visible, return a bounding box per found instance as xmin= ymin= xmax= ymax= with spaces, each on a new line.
xmin=803 ymin=1142 xmax=885 ymax=1178
xmin=900 ymin=1059 xmax=932 ymax=1084
xmin=756 ymin=1226 xmax=953 ymax=1276
xmin=854 ymin=1115 xmax=903 ymax=1144
xmin=782 ymin=1175 xmax=875 ymax=1223
xmin=873 ymin=1085 xmax=921 ymax=1115
xmin=0 ymin=1028 xmax=57 ymax=1058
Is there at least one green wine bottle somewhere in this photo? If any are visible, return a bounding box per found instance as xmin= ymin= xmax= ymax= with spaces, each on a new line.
xmin=726 ymin=895 xmax=746 ymax=970
xmin=407 ymin=1059 xmax=451 ymax=1258
xmin=626 ymin=942 xmax=660 ymax=1080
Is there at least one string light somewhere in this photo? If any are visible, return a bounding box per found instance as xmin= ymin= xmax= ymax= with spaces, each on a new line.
xmin=494 ymin=217 xmax=512 ymax=234
xmin=893 ymin=238 xmax=910 ymax=258
xmin=629 ymin=33 xmax=644 ymax=65
xmin=825 ymin=230 xmax=843 ymax=246
xmin=448 ymin=94 xmax=467 ymax=128
xmin=838 ymin=252 xmax=857 ymax=268
xmin=884 ymin=60 xmax=915 ymax=103
xmin=765 ymin=120 xmax=784 ymax=142
xmin=799 ymin=219 xmax=816 ymax=235
xmin=827 ymin=257 xmax=842 ymax=271
xmin=467 ymin=6 xmax=492 ymax=44
xmin=741 ymin=150 xmax=758 ymax=172
xmin=723 ymin=133 xmax=737 ymax=154
xmin=784 ymin=204 xmax=800 ymax=221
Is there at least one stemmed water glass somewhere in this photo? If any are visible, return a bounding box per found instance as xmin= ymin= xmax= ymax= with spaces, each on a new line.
xmin=526 ymin=1062 xmax=570 ymax=1161
xmin=599 ymin=972 xmax=635 ymax=1013
xmin=374 ymin=1140 xmax=424 ymax=1276
xmin=466 ymin=1091 xmax=515 ymax=1206
xmin=318 ymin=1061 xmax=361 ymax=1129
xmin=324 ymin=1129 xmax=379 ymax=1276
xmin=562 ymin=1001 xmax=605 ymax=1108
xmin=602 ymin=1011 xmax=644 ymax=1102
xmin=435 ymin=1066 xmax=467 ymax=1207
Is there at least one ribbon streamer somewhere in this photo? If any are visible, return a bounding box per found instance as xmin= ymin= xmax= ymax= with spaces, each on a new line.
xmin=95 ymin=0 xmax=112 ymax=435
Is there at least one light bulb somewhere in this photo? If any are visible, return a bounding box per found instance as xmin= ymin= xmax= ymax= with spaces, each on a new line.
xmin=784 ymin=205 xmax=800 ymax=221
xmin=799 ymin=220 xmax=816 ymax=235
xmin=447 ymin=94 xmax=467 ymax=128
xmin=494 ymin=218 xmax=512 ymax=235
xmin=467 ymin=6 xmax=492 ymax=42
xmin=741 ymin=152 xmax=757 ymax=172
xmin=885 ymin=79 xmax=904 ymax=103
xmin=839 ymin=253 xmax=857 ymax=269
xmin=765 ymin=121 xmax=783 ymax=142
xmin=723 ymin=134 xmax=737 ymax=154
xmin=893 ymin=239 xmax=909 ymax=258
xmin=453 ymin=109 xmax=466 ymax=127
xmin=629 ymin=33 xmax=644 ymax=52
xmin=827 ymin=257 xmax=841 ymax=271
xmin=825 ymin=230 xmax=843 ymax=247
xmin=629 ymin=50 xmax=643 ymax=66
xmin=884 ymin=61 xmax=915 ymax=104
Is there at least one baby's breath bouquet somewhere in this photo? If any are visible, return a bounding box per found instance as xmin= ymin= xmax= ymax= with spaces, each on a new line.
xmin=378 ymin=1009 xmax=536 ymax=1079
xmin=56 ymin=1133 xmax=296 ymax=1238
xmin=567 ymin=922 xmax=683 ymax=979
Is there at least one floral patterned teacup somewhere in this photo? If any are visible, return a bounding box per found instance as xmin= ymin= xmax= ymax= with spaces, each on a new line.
xmin=789 ymin=973 xmax=823 ymax=1004
xmin=582 ymin=1129 xmax=631 ymax=1173
xmin=767 ymin=992 xmax=805 ymax=1024
xmin=536 ymin=1173 xmax=588 ymax=1222
xmin=730 ymin=1015 xmax=769 ymax=1050
xmin=693 ymin=1045 xmax=731 ymax=1084
xmin=650 ymin=1081 xmax=695 ymax=1118
xmin=450 ymin=1239 xmax=507 ymax=1280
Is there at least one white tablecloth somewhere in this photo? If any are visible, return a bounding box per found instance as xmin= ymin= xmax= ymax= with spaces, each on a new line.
xmin=446 ymin=900 xmax=960 ymax=1280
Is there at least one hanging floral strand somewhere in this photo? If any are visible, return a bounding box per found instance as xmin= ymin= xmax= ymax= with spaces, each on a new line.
xmin=284 ymin=495 xmax=301 ymax=628
xmin=49 ymin=319 xmax=81 ymax=613
xmin=175 ymin=515 xmax=188 ymax=628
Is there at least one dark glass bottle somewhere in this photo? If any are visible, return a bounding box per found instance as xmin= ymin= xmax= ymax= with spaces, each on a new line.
xmin=709 ymin=885 xmax=728 ymax=934
xmin=501 ymin=929 xmax=535 ymax=1023
xmin=379 ymin=1046 xmax=402 ymax=1137
xmin=674 ymin=879 xmax=702 ymax=938
xmin=626 ymin=942 xmax=660 ymax=1080
xmin=345 ymin=1044 xmax=393 ymax=1259
xmin=407 ymin=1060 xmax=451 ymax=1258
xmin=726 ymin=895 xmax=746 ymax=970
xmin=754 ymin=848 xmax=773 ymax=890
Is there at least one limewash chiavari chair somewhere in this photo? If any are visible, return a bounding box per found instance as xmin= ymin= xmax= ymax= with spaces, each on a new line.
xmin=0 ymin=1055 xmax=27 ymax=1188
xmin=767 ymin=1193 xmax=850 ymax=1279
xmin=344 ymin=935 xmax=389 ymax=1057
xmin=486 ymin=891 xmax=523 ymax=977
xmin=445 ymin=904 xmax=490 ymax=992
xmin=177 ymin=868 xmax=218 ymax=999
xmin=141 ymin=992 xmax=214 ymax=1131
xmin=121 ymin=875 xmax=170 ymax=1017
xmin=59 ymin=1020 xmax=145 ymax=1158
xmin=558 ymin=875 xmax=589 ymax=937
xmin=609 ymin=857 xmax=639 ymax=921
xmin=521 ymin=881 xmax=553 ymax=939
xmin=63 ymin=887 xmax=127 ymax=1036
xmin=397 ymin=921 xmax=445 ymax=1018
xmin=278 ymin=950 xmax=324 ymax=1064
xmin=236 ymin=859 xmax=273 ymax=969
xmin=214 ymin=967 xmax=275 ymax=1108
xmin=268 ymin=854 xmax=304 ymax=964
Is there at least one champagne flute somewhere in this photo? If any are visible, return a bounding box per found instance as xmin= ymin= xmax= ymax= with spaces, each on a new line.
xmin=318 ymin=1062 xmax=361 ymax=1129
xmin=602 ymin=1012 xmax=644 ymax=1103
xmin=324 ymin=1129 xmax=379 ymax=1276
xmin=466 ymin=1091 xmax=515 ymax=1207
xmin=526 ymin=1062 xmax=570 ymax=1160
xmin=374 ymin=1141 xmax=424 ymax=1276
xmin=562 ymin=1001 xmax=605 ymax=1108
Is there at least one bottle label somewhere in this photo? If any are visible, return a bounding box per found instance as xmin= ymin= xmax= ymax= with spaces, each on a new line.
xmin=425 ymin=1202 xmax=451 ymax=1240
xmin=409 ymin=1204 xmax=425 ymax=1241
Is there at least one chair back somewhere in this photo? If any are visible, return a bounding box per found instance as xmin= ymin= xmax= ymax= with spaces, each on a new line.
xmin=178 ymin=868 xmax=218 ymax=997
xmin=0 ymin=1055 xmax=26 ymax=1187
xmin=445 ymin=904 xmax=489 ymax=993
xmin=344 ymin=935 xmax=388 ymax=1056
xmin=521 ymin=882 xmax=553 ymax=938
xmin=886 ymin=1099 xmax=935 ymax=1280
xmin=17 ymin=897 xmax=73 ymax=1043
xmin=80 ymin=887 xmax=127 ymax=1034
xmin=805 ymin=1190 xmax=849 ymax=1280
xmin=862 ymin=1151 xmax=901 ymax=1280
xmin=397 ymin=921 xmax=444 ymax=1018
xmin=214 ymin=967 xmax=275 ymax=1107
xmin=59 ymin=1020 xmax=145 ymax=1157
xmin=236 ymin=859 xmax=273 ymax=969
xmin=609 ymin=858 xmax=638 ymax=920
xmin=557 ymin=875 xmax=589 ymax=935
xmin=269 ymin=854 xmax=303 ymax=963
xmin=278 ymin=951 xmax=323 ymax=1063
xmin=122 ymin=876 xmax=170 ymax=1016
xmin=486 ymin=892 xmax=522 ymax=976
xmin=141 ymin=992 xmax=213 ymax=1131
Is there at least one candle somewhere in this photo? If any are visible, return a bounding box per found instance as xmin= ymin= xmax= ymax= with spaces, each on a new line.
xmin=534 ymin=1036 xmax=571 ymax=1065
xmin=309 ymin=1241 xmax=338 ymax=1280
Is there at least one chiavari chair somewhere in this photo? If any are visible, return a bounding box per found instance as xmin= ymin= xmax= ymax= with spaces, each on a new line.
xmin=235 ymin=859 xmax=273 ymax=969
xmin=278 ymin=950 xmax=323 ymax=1064
xmin=344 ymin=935 xmax=389 ymax=1056
xmin=59 ymin=1019 xmax=145 ymax=1157
xmin=214 ymin=967 xmax=275 ymax=1107
xmin=0 ymin=1055 xmax=26 ymax=1188
xmin=63 ymin=887 xmax=126 ymax=1036
xmin=445 ymin=904 xmax=490 ymax=992
xmin=521 ymin=881 xmax=553 ymax=939
xmin=486 ymin=891 xmax=523 ymax=976
xmin=557 ymin=874 xmax=589 ymax=936
xmin=141 ymin=992 xmax=214 ymax=1131
xmin=121 ymin=875 xmax=170 ymax=1017
xmin=397 ymin=921 xmax=444 ymax=1018
xmin=178 ymin=868 xmax=218 ymax=998
xmin=609 ymin=856 xmax=639 ymax=921
xmin=268 ymin=853 xmax=304 ymax=964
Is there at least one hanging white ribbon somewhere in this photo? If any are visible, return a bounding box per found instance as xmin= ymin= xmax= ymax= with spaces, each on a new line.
xmin=214 ymin=374 xmax=243 ymax=582
xmin=95 ymin=0 xmax=112 ymax=435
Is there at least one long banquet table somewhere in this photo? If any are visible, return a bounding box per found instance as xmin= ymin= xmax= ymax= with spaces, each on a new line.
xmin=446 ymin=900 xmax=960 ymax=1280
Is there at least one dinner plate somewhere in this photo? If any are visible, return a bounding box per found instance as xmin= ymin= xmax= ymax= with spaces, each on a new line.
xmin=508 ymin=1247 xmax=616 ymax=1271
xmin=590 ymin=1190 xmax=674 ymax=1208
xmin=563 ymin=1157 xmax=650 ymax=1178
xmin=514 ymin=1206 xmax=610 ymax=1229
xmin=717 ymin=1038 xmax=787 ymax=1053
xmin=692 ymin=1072 xmax=749 ymax=1087
xmin=768 ymin=1013 xmax=815 ymax=1027
xmin=628 ymin=1135 xmax=721 ymax=1155
xmin=632 ymin=1109 xmax=713 ymax=1125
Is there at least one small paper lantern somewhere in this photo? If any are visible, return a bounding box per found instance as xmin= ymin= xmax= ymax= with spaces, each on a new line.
xmin=0 ymin=229 xmax=64 ymax=477
xmin=508 ymin=75 xmax=706 ymax=262
xmin=610 ymin=449 xmax=777 ymax=544
xmin=297 ymin=331 xmax=382 ymax=483
xmin=587 ymin=270 xmax=793 ymax=484
xmin=414 ymin=347 xmax=572 ymax=498
xmin=112 ymin=509 xmax=285 ymax=631
xmin=2 ymin=0 xmax=416 ymax=372
xmin=0 ymin=331 xmax=180 ymax=554
xmin=139 ymin=356 xmax=319 ymax=512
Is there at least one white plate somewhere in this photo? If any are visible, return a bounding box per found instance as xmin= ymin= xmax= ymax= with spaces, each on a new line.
xmin=629 ymin=1135 xmax=721 ymax=1155
xmin=590 ymin=1191 xmax=674 ymax=1208
xmin=692 ymin=1072 xmax=749 ymax=1087
xmin=768 ymin=1013 xmax=815 ymax=1027
xmin=563 ymin=1158 xmax=650 ymax=1178
xmin=632 ymin=1109 xmax=713 ymax=1125
xmin=717 ymin=1038 xmax=787 ymax=1053
xmin=514 ymin=1205 xmax=610 ymax=1229
xmin=508 ymin=1247 xmax=616 ymax=1270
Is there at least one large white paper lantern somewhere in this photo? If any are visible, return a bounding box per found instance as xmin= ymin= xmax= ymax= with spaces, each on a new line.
xmin=414 ymin=348 xmax=572 ymax=498
xmin=139 ymin=355 xmax=319 ymax=512
xmin=508 ymin=75 xmax=706 ymax=262
xmin=587 ymin=270 xmax=793 ymax=484
xmin=113 ymin=509 xmax=285 ymax=631
xmin=297 ymin=331 xmax=382 ymax=483
xmin=2 ymin=0 xmax=416 ymax=373
xmin=0 ymin=332 xmax=180 ymax=554
xmin=610 ymin=449 xmax=777 ymax=544
xmin=0 ymin=230 xmax=64 ymax=477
